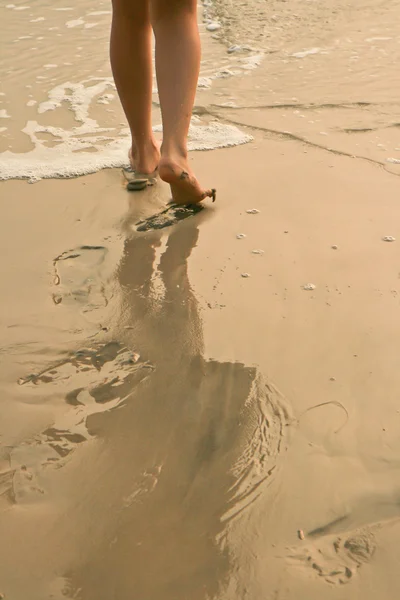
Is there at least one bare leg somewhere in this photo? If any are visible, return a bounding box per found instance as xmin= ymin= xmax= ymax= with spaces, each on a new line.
xmin=110 ymin=0 xmax=160 ymax=174
xmin=151 ymin=0 xmax=214 ymax=204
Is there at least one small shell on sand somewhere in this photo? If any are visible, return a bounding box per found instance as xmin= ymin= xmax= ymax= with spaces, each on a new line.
xmin=303 ymin=283 xmax=316 ymax=291
xmin=331 ymin=245 xmax=338 ymax=250
xmin=241 ymin=273 xmax=251 ymax=278
xmin=382 ymin=236 xmax=396 ymax=242
xmin=246 ymin=208 xmax=260 ymax=214
xmin=236 ymin=233 xmax=246 ymax=239
xmin=206 ymin=22 xmax=221 ymax=32
xmin=298 ymin=529 xmax=305 ymax=541
xmin=252 ymin=249 xmax=264 ymax=254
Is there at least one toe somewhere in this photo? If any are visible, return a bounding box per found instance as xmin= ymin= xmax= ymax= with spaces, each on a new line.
xmin=201 ymin=188 xmax=216 ymax=202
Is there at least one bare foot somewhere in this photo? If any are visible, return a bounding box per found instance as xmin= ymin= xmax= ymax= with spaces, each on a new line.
xmin=129 ymin=140 xmax=160 ymax=175
xmin=159 ymin=157 xmax=216 ymax=205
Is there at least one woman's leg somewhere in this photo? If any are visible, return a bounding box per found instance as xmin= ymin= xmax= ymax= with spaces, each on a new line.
xmin=110 ymin=0 xmax=159 ymax=174
xmin=151 ymin=0 xmax=214 ymax=204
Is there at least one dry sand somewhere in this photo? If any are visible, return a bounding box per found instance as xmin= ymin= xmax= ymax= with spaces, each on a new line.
xmin=1 ymin=1 xmax=400 ymax=599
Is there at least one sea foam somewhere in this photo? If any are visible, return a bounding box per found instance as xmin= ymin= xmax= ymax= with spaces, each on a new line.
xmin=0 ymin=78 xmax=252 ymax=182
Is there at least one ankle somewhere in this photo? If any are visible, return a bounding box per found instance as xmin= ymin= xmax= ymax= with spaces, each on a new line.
xmin=132 ymin=136 xmax=159 ymax=155
xmin=130 ymin=138 xmax=160 ymax=173
xmin=160 ymin=142 xmax=188 ymax=164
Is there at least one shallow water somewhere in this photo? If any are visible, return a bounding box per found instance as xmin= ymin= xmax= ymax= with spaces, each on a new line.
xmin=2 ymin=0 xmax=399 ymax=178
xmin=0 ymin=0 xmax=254 ymax=180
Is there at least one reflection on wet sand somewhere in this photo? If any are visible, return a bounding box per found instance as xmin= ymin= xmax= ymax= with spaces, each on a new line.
xmin=60 ymin=213 xmax=291 ymax=599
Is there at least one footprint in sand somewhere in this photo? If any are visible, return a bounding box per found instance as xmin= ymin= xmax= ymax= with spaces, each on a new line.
xmin=52 ymin=245 xmax=108 ymax=310
xmin=10 ymin=342 xmax=154 ymax=505
xmin=134 ymin=204 xmax=204 ymax=232
xmin=287 ymin=527 xmax=376 ymax=585
xmin=0 ymin=449 xmax=15 ymax=508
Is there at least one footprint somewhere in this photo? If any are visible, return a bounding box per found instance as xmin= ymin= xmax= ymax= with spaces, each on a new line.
xmin=135 ymin=204 xmax=204 ymax=232
xmin=12 ymin=342 xmax=154 ymax=504
xmin=18 ymin=341 xmax=142 ymax=387
xmin=52 ymin=245 xmax=108 ymax=310
xmin=0 ymin=449 xmax=15 ymax=508
xmin=288 ymin=527 xmax=376 ymax=585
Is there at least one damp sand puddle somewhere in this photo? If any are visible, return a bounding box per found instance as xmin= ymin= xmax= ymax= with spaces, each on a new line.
xmin=0 ymin=197 xmax=294 ymax=599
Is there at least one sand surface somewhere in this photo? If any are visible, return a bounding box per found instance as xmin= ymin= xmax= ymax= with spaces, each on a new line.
xmin=1 ymin=1 xmax=400 ymax=599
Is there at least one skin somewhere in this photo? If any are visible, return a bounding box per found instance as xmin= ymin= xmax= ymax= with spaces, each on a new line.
xmin=110 ymin=0 xmax=215 ymax=204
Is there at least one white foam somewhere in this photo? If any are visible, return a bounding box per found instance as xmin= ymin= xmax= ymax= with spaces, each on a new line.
xmin=0 ymin=77 xmax=251 ymax=182
xmin=0 ymin=127 xmax=7 ymax=133
xmin=197 ymin=77 xmax=212 ymax=89
xmin=0 ymin=122 xmax=251 ymax=182
xmin=97 ymin=93 xmax=115 ymax=105
xmin=84 ymin=23 xmax=98 ymax=29
xmin=66 ymin=18 xmax=84 ymax=28
xmin=26 ymin=100 xmax=37 ymax=106
xmin=38 ymin=79 xmax=115 ymax=122
xmin=191 ymin=122 xmax=251 ymax=149
xmin=30 ymin=17 xmax=45 ymax=22
xmin=292 ymin=47 xmax=321 ymax=58
xmin=227 ymin=45 xmax=253 ymax=54
xmin=241 ymin=53 xmax=263 ymax=70
xmin=0 ymin=110 xmax=11 ymax=119
xmin=87 ymin=11 xmax=111 ymax=16
xmin=154 ymin=121 xmax=252 ymax=151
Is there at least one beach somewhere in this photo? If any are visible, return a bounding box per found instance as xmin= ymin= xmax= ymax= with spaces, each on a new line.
xmin=1 ymin=1 xmax=400 ymax=598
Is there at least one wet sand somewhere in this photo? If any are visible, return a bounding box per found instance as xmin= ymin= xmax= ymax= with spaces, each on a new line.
xmin=1 ymin=1 xmax=400 ymax=599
